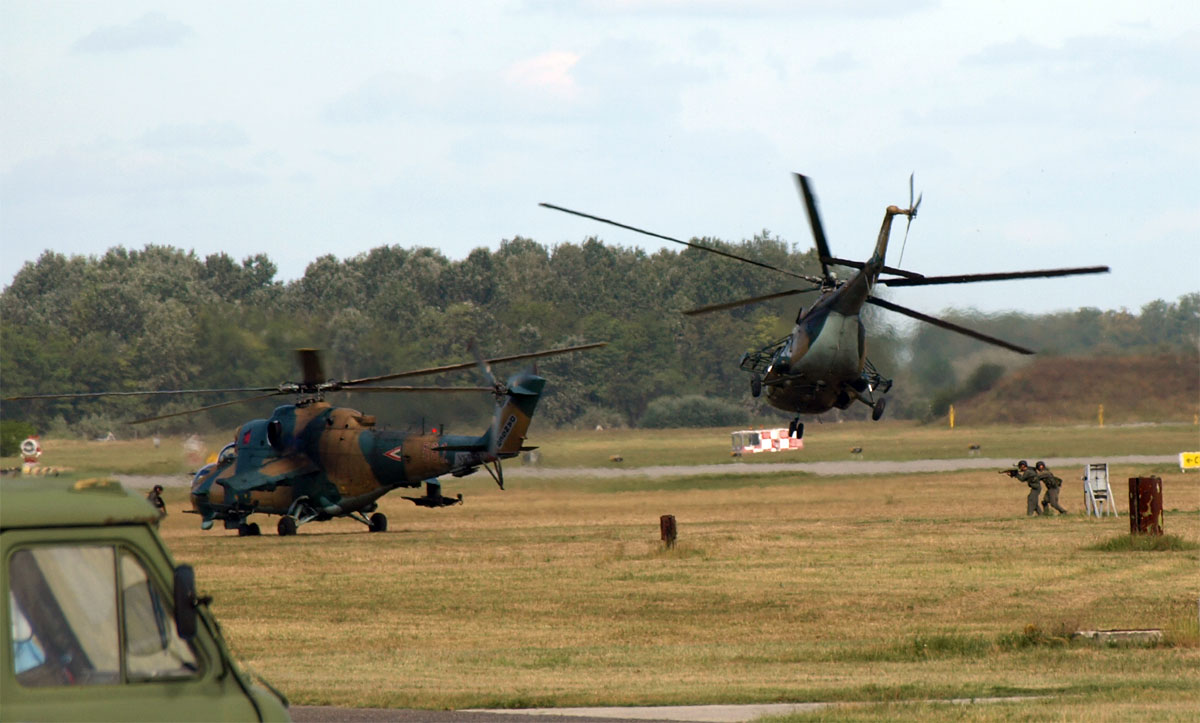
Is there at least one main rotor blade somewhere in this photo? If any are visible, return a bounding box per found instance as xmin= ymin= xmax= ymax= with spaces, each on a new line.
xmin=540 ymin=202 xmax=817 ymax=282
xmin=879 ymin=265 xmax=1109 ymax=287
xmin=296 ymin=348 xmax=326 ymax=386
xmin=466 ymin=340 xmax=499 ymax=388
xmin=794 ymin=174 xmax=834 ymax=283
xmin=683 ymin=287 xmax=818 ymax=316
xmin=127 ymin=392 xmax=286 ymax=425
xmin=825 ymin=257 xmax=925 ymax=280
xmin=866 ymin=296 xmax=1035 ymax=355
xmin=3 ymin=386 xmax=280 ymax=402
xmin=343 ymin=342 xmax=608 ymax=385
xmin=337 ymin=386 xmax=496 ymax=393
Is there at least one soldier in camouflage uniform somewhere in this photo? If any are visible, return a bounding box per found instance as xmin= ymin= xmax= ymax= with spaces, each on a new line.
xmin=1013 ymin=460 xmax=1041 ymax=516
xmin=146 ymin=484 xmax=167 ymax=524
xmin=1035 ymin=461 xmax=1067 ymax=514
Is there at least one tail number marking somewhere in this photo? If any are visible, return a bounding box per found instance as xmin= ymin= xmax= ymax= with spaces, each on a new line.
xmin=496 ymin=414 xmax=518 ymax=449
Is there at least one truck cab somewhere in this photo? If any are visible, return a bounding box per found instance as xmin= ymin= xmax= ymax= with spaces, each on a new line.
xmin=1 ymin=477 xmax=289 ymax=721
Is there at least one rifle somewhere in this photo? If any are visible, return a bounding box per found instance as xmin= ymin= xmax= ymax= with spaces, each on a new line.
xmin=998 ymin=468 xmax=1020 ymax=478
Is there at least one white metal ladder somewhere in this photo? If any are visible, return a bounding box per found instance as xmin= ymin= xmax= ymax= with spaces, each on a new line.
xmin=1083 ymin=463 xmax=1118 ymax=517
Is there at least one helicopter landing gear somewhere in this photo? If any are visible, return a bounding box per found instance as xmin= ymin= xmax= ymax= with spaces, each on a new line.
xmin=788 ymin=418 xmax=804 ymax=439
xmin=368 ymin=512 xmax=388 ymax=533
xmin=751 ymin=374 xmax=762 ymax=398
xmin=277 ymin=516 xmax=298 ymax=537
xmin=237 ymin=521 xmax=260 ymax=537
xmin=871 ymin=397 xmax=887 ymax=421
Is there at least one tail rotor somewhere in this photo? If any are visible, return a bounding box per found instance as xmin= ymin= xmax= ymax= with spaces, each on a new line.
xmin=468 ymin=341 xmax=507 ymax=457
xmin=897 ymin=173 xmax=923 ymax=267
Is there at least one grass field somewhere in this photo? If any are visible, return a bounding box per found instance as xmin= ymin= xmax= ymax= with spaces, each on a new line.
xmin=7 ymin=423 xmax=1200 ymax=720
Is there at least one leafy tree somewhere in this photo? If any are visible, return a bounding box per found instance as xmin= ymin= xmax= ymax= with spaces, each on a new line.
xmin=640 ymin=395 xmax=748 ymax=428
xmin=0 ymin=420 xmax=37 ymax=456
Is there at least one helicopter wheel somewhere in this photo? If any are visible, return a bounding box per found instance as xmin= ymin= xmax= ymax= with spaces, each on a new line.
xmin=277 ymin=516 xmax=298 ymax=537
xmin=236 ymin=522 xmax=251 ymax=537
xmin=795 ymin=421 xmax=804 ymax=439
xmin=751 ymin=375 xmax=762 ymax=398
xmin=246 ymin=522 xmax=261 ymax=536
xmin=872 ymin=397 xmax=887 ymax=422
xmin=368 ymin=512 xmax=388 ymax=533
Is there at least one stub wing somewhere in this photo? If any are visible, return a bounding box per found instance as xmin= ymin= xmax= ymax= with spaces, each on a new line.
xmin=222 ymin=455 xmax=321 ymax=493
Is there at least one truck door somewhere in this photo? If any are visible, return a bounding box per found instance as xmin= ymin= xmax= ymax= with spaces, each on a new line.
xmin=2 ymin=532 xmax=265 ymax=721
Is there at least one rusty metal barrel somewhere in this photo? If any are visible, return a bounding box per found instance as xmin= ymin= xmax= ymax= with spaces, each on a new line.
xmin=660 ymin=514 xmax=677 ymax=548
xmin=1128 ymin=476 xmax=1164 ymax=535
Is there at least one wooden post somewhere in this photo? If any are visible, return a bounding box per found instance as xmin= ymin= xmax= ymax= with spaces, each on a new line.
xmin=660 ymin=514 xmax=677 ymax=549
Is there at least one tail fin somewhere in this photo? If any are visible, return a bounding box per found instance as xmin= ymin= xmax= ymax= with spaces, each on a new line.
xmin=869 ymin=176 xmax=921 ymax=276
xmin=868 ymin=205 xmax=904 ymax=275
xmin=482 ymin=372 xmax=546 ymax=457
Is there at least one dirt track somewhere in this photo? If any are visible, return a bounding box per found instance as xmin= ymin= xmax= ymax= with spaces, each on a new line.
xmin=117 ymin=454 xmax=1176 ymax=491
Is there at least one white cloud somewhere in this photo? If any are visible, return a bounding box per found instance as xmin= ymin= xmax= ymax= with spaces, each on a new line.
xmin=1 ymin=142 xmax=262 ymax=200
xmin=71 ymin=12 xmax=194 ymax=54
xmin=140 ymin=121 xmax=249 ymax=149
xmin=504 ymin=51 xmax=580 ymax=99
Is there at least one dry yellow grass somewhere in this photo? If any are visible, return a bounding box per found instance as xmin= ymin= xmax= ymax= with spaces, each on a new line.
xmin=152 ymin=460 xmax=1200 ymax=717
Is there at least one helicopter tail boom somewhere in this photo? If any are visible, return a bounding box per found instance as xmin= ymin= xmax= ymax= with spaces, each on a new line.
xmin=481 ymin=372 xmax=547 ymax=458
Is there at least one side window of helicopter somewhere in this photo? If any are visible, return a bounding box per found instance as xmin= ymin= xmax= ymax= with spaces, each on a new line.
xmin=8 ymin=544 xmax=198 ymax=687
xmin=217 ymin=442 xmax=237 ymax=465
xmin=266 ymin=419 xmax=284 ymax=452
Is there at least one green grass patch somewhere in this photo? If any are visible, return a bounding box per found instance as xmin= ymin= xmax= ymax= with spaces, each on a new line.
xmin=1085 ymin=533 xmax=1200 ymax=552
xmin=996 ymin=623 xmax=1074 ymax=650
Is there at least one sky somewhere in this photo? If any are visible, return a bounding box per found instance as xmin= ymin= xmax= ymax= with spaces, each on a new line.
xmin=2 ymin=0 xmax=1197 ymax=323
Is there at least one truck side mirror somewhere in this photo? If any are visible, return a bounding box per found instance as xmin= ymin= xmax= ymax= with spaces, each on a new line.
xmin=174 ymin=564 xmax=198 ymax=640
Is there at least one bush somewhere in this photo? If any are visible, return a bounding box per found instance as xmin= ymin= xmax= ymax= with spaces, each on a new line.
xmin=639 ymin=395 xmax=748 ymax=429
xmin=963 ymin=362 xmax=1006 ymax=395
xmin=572 ymin=404 xmax=628 ymax=430
xmin=0 ymin=420 xmax=37 ymax=457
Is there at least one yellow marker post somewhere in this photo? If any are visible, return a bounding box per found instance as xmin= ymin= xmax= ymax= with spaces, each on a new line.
xmin=949 ymin=405 xmax=955 ymax=429
xmin=1098 ymin=404 xmax=1104 ymax=428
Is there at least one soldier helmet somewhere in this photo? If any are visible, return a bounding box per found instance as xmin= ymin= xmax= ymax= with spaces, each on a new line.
xmin=1035 ymin=461 xmax=1046 ymax=470
xmin=1017 ymin=460 xmax=1028 ymax=468
xmin=153 ymin=485 xmax=164 ymax=493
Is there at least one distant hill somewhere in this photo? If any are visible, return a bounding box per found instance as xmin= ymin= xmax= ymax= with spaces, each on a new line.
xmin=951 ymin=353 xmax=1199 ymax=425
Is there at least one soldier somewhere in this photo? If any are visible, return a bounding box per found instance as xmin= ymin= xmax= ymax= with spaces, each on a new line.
xmin=146 ymin=484 xmax=167 ymax=523
xmin=1007 ymin=460 xmax=1041 ymax=516
xmin=1035 ymin=461 xmax=1067 ymax=514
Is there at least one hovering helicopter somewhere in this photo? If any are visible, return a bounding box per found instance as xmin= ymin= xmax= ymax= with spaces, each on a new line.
xmin=3 ymin=343 xmax=603 ymax=536
xmin=543 ymin=174 xmax=1108 ymax=438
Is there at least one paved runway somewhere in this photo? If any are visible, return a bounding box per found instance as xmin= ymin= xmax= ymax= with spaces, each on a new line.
xmin=291 ymin=696 xmax=1050 ymax=722
xmin=120 ymin=454 xmax=1176 ymax=490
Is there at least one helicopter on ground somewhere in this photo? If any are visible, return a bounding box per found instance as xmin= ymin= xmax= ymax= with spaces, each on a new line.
xmin=3 ymin=343 xmax=603 ymax=536
xmin=543 ymin=174 xmax=1108 ymax=438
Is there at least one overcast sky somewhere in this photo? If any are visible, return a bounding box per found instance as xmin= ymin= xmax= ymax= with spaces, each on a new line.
xmin=2 ymin=1 xmax=1196 ymax=321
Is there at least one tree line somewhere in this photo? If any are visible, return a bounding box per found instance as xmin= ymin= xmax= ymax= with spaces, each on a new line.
xmin=1 ymin=240 xmax=1195 ymax=437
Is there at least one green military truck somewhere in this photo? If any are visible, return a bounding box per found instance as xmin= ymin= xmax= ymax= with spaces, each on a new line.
xmin=1 ymin=477 xmax=289 ymax=721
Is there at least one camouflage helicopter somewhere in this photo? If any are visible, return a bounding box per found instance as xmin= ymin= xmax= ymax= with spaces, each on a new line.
xmin=3 ymin=343 xmax=602 ymax=536
xmin=543 ymin=174 xmax=1108 ymax=438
